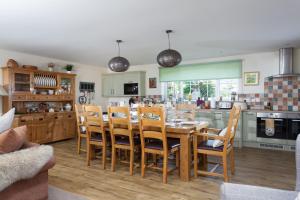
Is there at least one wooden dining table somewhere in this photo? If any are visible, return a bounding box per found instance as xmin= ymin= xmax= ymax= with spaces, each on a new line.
xmin=103 ymin=120 xmax=209 ymax=182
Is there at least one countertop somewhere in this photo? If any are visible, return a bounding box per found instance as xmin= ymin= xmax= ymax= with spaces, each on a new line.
xmin=194 ymin=108 xmax=300 ymax=114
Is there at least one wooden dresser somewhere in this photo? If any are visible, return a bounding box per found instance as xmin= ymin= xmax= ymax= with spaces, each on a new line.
xmin=2 ymin=67 xmax=77 ymax=144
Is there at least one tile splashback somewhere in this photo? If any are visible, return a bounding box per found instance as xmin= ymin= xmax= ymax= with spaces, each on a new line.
xmin=238 ymin=76 xmax=300 ymax=111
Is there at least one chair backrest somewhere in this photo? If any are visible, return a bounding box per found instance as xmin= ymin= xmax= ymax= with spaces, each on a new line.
xmin=224 ymin=106 xmax=241 ymax=146
xmin=138 ymin=106 xmax=166 ymax=144
xmin=84 ymin=105 xmax=105 ymax=138
xmin=75 ymin=104 xmax=85 ymax=125
xmin=176 ymin=103 xmax=196 ymax=121
xmin=107 ymin=106 xmax=132 ymax=137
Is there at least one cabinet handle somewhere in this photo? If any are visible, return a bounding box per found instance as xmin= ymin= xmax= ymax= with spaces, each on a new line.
xmin=292 ymin=120 xmax=300 ymax=122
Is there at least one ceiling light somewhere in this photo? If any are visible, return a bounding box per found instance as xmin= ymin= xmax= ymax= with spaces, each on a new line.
xmin=157 ymin=30 xmax=182 ymax=68
xmin=108 ymin=40 xmax=130 ymax=72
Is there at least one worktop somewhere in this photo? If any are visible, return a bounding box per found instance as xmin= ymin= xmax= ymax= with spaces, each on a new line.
xmin=195 ymin=108 xmax=300 ymax=114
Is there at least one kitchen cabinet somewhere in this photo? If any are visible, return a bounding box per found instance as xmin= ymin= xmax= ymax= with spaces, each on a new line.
xmin=196 ymin=110 xmax=242 ymax=147
xmin=14 ymin=112 xmax=76 ymax=144
xmin=242 ymin=112 xmax=257 ymax=142
xmin=102 ymin=71 xmax=146 ymax=97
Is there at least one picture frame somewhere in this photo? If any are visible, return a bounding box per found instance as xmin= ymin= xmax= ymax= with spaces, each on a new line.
xmin=149 ymin=77 xmax=157 ymax=88
xmin=244 ymin=71 xmax=259 ymax=86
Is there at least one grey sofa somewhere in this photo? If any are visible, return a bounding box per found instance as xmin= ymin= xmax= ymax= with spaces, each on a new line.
xmin=220 ymin=135 xmax=300 ymax=200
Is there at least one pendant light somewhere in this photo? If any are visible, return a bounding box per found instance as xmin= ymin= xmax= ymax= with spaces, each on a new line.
xmin=108 ymin=40 xmax=130 ymax=72
xmin=157 ymin=30 xmax=182 ymax=68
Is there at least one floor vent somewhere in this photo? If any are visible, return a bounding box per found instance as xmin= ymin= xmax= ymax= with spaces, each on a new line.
xmin=259 ymin=143 xmax=284 ymax=150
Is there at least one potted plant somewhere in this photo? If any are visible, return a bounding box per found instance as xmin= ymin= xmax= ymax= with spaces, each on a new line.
xmin=64 ymin=64 xmax=73 ymax=73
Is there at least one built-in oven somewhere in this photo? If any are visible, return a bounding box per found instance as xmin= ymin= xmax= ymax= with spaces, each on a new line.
xmin=257 ymin=112 xmax=288 ymax=139
xmin=124 ymin=83 xmax=138 ymax=95
xmin=287 ymin=113 xmax=300 ymax=140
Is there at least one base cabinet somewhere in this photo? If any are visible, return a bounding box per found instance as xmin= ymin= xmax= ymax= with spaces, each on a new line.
xmin=14 ymin=112 xmax=76 ymax=144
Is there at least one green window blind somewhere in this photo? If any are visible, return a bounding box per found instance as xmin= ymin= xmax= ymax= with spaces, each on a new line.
xmin=159 ymin=60 xmax=242 ymax=82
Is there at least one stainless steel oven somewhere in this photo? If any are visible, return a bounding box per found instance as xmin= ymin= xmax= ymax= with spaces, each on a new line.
xmin=256 ymin=112 xmax=288 ymax=139
xmin=287 ymin=113 xmax=300 ymax=140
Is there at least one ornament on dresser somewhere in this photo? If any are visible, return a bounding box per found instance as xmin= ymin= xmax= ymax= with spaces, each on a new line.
xmin=64 ymin=64 xmax=73 ymax=73
xmin=48 ymin=63 xmax=55 ymax=71
xmin=6 ymin=59 xmax=19 ymax=68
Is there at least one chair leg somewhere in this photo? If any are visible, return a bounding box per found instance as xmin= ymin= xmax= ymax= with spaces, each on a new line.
xmin=111 ymin=147 xmax=116 ymax=172
xmin=163 ymin=154 xmax=168 ymax=184
xmin=130 ymin=148 xmax=134 ymax=176
xmin=153 ymin=154 xmax=157 ymax=166
xmin=194 ymin=151 xmax=198 ymax=178
xmin=77 ymin=136 xmax=81 ymax=154
xmin=230 ymin=150 xmax=235 ymax=175
xmin=203 ymin=154 xmax=208 ymax=171
xmin=223 ymin=155 xmax=228 ymax=182
xmin=176 ymin=151 xmax=180 ymax=176
xmin=102 ymin=145 xmax=106 ymax=170
xmin=86 ymin=142 xmax=91 ymax=166
xmin=141 ymin=151 xmax=145 ymax=178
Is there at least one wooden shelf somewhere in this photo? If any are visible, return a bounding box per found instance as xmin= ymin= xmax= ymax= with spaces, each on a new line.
xmin=34 ymin=86 xmax=57 ymax=89
xmin=15 ymin=81 xmax=30 ymax=84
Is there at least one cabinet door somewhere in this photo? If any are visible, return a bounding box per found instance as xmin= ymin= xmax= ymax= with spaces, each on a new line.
xmin=13 ymin=71 xmax=32 ymax=93
xmin=112 ymin=74 xmax=124 ymax=96
xmin=196 ymin=112 xmax=214 ymax=127
xmin=242 ymin=112 xmax=257 ymax=142
xmin=102 ymin=75 xmax=113 ymax=96
xmin=52 ymin=114 xmax=65 ymax=141
xmin=32 ymin=115 xmax=54 ymax=144
xmin=17 ymin=116 xmax=34 ymax=142
xmin=64 ymin=113 xmax=76 ymax=138
xmin=213 ymin=112 xmax=226 ymax=129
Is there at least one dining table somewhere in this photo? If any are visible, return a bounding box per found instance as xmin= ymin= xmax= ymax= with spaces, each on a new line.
xmin=103 ymin=119 xmax=209 ymax=182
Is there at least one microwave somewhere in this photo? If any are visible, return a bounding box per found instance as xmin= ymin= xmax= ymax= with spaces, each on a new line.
xmin=124 ymin=83 xmax=138 ymax=95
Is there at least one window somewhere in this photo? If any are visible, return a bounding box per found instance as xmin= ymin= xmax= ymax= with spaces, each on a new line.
xmin=162 ymin=79 xmax=239 ymax=102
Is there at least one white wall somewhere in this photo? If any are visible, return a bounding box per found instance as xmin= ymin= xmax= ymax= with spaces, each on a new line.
xmin=0 ymin=49 xmax=106 ymax=114
xmin=107 ymin=49 xmax=300 ymax=97
xmin=1 ymin=48 xmax=300 ymax=114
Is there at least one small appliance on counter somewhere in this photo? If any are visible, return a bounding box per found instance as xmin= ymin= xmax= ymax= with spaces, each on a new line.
xmin=233 ymin=101 xmax=247 ymax=110
xmin=218 ymin=101 xmax=233 ymax=109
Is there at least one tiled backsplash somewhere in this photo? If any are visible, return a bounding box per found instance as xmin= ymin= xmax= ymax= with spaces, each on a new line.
xmin=238 ymin=76 xmax=300 ymax=111
xmin=264 ymin=76 xmax=300 ymax=111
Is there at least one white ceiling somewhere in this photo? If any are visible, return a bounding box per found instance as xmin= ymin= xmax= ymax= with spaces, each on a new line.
xmin=0 ymin=0 xmax=300 ymax=67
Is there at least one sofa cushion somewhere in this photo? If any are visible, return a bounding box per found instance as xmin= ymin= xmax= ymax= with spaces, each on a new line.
xmin=0 ymin=126 xmax=27 ymax=154
xmin=220 ymin=183 xmax=298 ymax=200
xmin=0 ymin=108 xmax=15 ymax=133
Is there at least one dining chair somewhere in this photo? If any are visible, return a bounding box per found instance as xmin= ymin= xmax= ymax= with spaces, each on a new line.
xmin=138 ymin=106 xmax=180 ymax=184
xmin=108 ymin=106 xmax=139 ymax=175
xmin=193 ymin=106 xmax=241 ymax=182
xmin=176 ymin=103 xmax=196 ymax=121
xmin=84 ymin=105 xmax=108 ymax=169
xmin=75 ymin=104 xmax=86 ymax=154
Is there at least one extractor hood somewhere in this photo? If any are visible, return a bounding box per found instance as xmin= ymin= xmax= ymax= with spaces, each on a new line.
xmin=271 ymin=47 xmax=300 ymax=78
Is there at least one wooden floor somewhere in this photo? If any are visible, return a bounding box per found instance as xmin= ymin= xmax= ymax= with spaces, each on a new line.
xmin=49 ymin=139 xmax=296 ymax=200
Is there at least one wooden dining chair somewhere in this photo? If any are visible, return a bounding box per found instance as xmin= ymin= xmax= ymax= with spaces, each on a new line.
xmin=108 ymin=106 xmax=139 ymax=175
xmin=193 ymin=107 xmax=241 ymax=182
xmin=176 ymin=103 xmax=196 ymax=121
xmin=138 ymin=106 xmax=180 ymax=184
xmin=84 ymin=105 xmax=108 ymax=169
xmin=193 ymin=106 xmax=241 ymax=182
xmin=75 ymin=104 xmax=87 ymax=154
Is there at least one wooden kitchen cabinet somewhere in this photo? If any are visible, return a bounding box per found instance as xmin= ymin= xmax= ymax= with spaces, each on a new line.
xmin=14 ymin=112 xmax=76 ymax=144
xmin=2 ymin=67 xmax=77 ymax=144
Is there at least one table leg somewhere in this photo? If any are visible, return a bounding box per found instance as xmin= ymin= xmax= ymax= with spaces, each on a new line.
xmin=180 ymin=134 xmax=191 ymax=182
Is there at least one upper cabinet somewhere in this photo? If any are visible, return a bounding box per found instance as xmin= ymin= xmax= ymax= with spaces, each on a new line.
xmin=102 ymin=71 xmax=146 ymax=97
